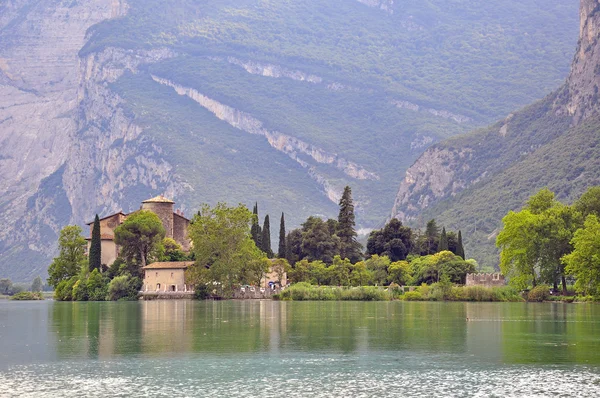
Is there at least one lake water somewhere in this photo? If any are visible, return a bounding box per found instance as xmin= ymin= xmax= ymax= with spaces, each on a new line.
xmin=1 ymin=300 xmax=600 ymax=397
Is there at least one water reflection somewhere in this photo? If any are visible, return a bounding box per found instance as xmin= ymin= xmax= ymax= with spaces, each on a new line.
xmin=44 ymin=301 xmax=600 ymax=364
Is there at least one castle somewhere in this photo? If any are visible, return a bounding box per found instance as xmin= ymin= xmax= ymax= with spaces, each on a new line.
xmin=86 ymin=195 xmax=190 ymax=267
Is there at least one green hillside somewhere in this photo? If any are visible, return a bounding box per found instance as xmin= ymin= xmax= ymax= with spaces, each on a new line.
xmin=81 ymin=0 xmax=579 ymax=229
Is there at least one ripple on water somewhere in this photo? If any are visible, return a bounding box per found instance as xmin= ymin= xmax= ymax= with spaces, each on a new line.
xmin=1 ymin=358 xmax=599 ymax=398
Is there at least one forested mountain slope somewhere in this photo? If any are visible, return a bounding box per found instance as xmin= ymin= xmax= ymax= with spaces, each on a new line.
xmin=391 ymin=0 xmax=600 ymax=267
xmin=0 ymin=0 xmax=578 ymax=280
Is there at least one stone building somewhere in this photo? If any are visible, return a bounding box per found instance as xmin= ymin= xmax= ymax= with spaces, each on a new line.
xmin=86 ymin=195 xmax=190 ymax=267
xmin=142 ymin=261 xmax=194 ymax=293
xmin=466 ymin=273 xmax=506 ymax=288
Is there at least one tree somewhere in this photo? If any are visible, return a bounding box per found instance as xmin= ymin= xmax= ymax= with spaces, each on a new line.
xmin=186 ymin=203 xmax=266 ymax=295
xmin=497 ymin=189 xmax=581 ymax=292
xmin=387 ymin=261 xmax=412 ymax=285
xmin=162 ymin=238 xmax=187 ymax=261
xmin=366 ymin=219 xmax=412 ymax=262
xmin=114 ymin=210 xmax=165 ymax=271
xmin=574 ymin=186 xmax=600 ymax=219
xmin=425 ymin=219 xmax=440 ymax=255
xmin=285 ymin=229 xmax=303 ymax=265
xmin=350 ymin=261 xmax=373 ymax=286
xmin=331 ymin=256 xmax=353 ymax=286
xmin=48 ymin=225 xmax=88 ymax=288
xmin=30 ymin=276 xmax=43 ymax=292
xmin=437 ymin=227 xmax=448 ymax=252
xmin=336 ymin=186 xmax=363 ymax=263
xmin=89 ymin=214 xmax=102 ymax=272
xmin=243 ymin=257 xmax=271 ymax=287
xmin=278 ymin=213 xmax=286 ymax=258
xmin=301 ymin=217 xmax=340 ymax=264
xmin=563 ymin=215 xmax=600 ymax=296
xmin=250 ymin=203 xmax=262 ymax=249
xmin=456 ymin=230 xmax=465 ymax=259
xmin=261 ymin=215 xmax=273 ymax=258
xmin=289 ymin=259 xmax=311 ymax=283
xmin=0 ymin=278 xmax=12 ymax=295
xmin=364 ymin=255 xmax=391 ymax=285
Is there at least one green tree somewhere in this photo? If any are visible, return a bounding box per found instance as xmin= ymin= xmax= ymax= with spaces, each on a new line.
xmin=387 ymin=261 xmax=412 ymax=285
xmin=350 ymin=261 xmax=373 ymax=286
xmin=250 ymin=203 xmax=262 ymax=249
xmin=89 ymin=214 xmax=102 ymax=272
xmin=456 ymin=230 xmax=465 ymax=259
xmin=161 ymin=237 xmax=187 ymax=261
xmin=30 ymin=276 xmax=43 ymax=292
xmin=187 ymin=203 xmax=266 ymax=295
xmin=336 ymin=186 xmax=363 ymax=263
xmin=563 ymin=215 xmax=600 ymax=296
xmin=86 ymin=269 xmax=107 ymax=301
xmin=301 ymin=217 xmax=340 ymax=264
xmin=425 ymin=219 xmax=440 ymax=255
xmin=367 ymin=218 xmax=412 ymax=261
xmin=285 ymin=229 xmax=303 ymax=265
xmin=0 ymin=278 xmax=13 ymax=295
xmin=574 ymin=186 xmax=600 ymax=219
xmin=48 ymin=225 xmax=88 ymax=288
xmin=271 ymin=258 xmax=290 ymax=286
xmin=438 ymin=227 xmax=448 ymax=252
xmin=364 ymin=255 xmax=391 ymax=286
xmin=243 ymin=257 xmax=271 ymax=287
xmin=331 ymin=256 xmax=353 ymax=286
xmin=289 ymin=259 xmax=311 ymax=283
xmin=278 ymin=213 xmax=286 ymax=258
xmin=308 ymin=260 xmax=329 ymax=285
xmin=261 ymin=215 xmax=273 ymax=258
xmin=114 ymin=210 xmax=165 ymax=271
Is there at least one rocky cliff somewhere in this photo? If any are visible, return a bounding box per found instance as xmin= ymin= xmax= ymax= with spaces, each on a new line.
xmin=391 ymin=0 xmax=600 ymax=266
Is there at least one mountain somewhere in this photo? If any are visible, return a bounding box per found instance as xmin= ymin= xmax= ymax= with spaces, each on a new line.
xmin=391 ymin=0 xmax=600 ymax=267
xmin=0 ymin=0 xmax=579 ymax=281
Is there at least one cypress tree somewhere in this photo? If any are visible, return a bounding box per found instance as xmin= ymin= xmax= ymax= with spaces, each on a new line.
xmin=262 ymin=215 xmax=273 ymax=258
xmin=425 ymin=219 xmax=440 ymax=254
xmin=457 ymin=230 xmax=465 ymax=259
xmin=438 ymin=227 xmax=448 ymax=252
xmin=336 ymin=186 xmax=363 ymax=263
xmin=251 ymin=203 xmax=262 ymax=249
xmin=89 ymin=214 xmax=102 ymax=272
xmin=278 ymin=213 xmax=286 ymax=258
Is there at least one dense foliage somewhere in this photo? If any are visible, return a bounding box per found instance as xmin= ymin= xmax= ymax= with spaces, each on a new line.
xmin=497 ymin=187 xmax=600 ymax=296
xmin=114 ymin=211 xmax=166 ymax=269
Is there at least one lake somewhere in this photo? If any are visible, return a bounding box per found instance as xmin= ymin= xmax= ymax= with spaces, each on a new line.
xmin=0 ymin=300 xmax=599 ymax=397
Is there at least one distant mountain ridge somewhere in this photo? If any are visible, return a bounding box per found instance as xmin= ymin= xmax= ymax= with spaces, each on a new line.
xmin=391 ymin=0 xmax=600 ymax=267
xmin=0 ymin=0 xmax=579 ymax=281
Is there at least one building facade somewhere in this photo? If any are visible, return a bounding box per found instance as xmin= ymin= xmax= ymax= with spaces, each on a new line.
xmin=466 ymin=273 xmax=506 ymax=287
xmin=87 ymin=195 xmax=190 ymax=267
xmin=142 ymin=261 xmax=194 ymax=293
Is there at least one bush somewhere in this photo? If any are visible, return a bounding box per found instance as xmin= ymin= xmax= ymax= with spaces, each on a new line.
xmin=73 ymin=279 xmax=88 ymax=301
xmin=528 ymin=285 xmax=550 ymax=302
xmin=107 ymin=275 xmax=138 ymax=301
xmin=194 ymin=284 xmax=211 ymax=300
xmin=10 ymin=292 xmax=43 ymax=300
xmin=403 ymin=291 xmax=423 ymax=301
xmin=55 ymin=277 xmax=78 ymax=301
xmin=278 ymin=283 xmax=391 ymax=301
xmin=87 ymin=269 xmax=108 ymax=301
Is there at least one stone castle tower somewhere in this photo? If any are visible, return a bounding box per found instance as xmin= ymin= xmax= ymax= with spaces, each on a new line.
xmin=141 ymin=195 xmax=175 ymax=239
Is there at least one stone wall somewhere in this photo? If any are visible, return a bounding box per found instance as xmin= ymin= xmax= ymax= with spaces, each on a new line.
xmin=142 ymin=202 xmax=174 ymax=238
xmin=173 ymin=213 xmax=190 ymax=250
xmin=143 ymin=268 xmax=190 ymax=292
xmin=466 ymin=273 xmax=506 ymax=287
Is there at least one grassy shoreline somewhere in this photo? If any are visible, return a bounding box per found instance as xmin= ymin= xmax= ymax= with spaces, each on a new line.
xmin=273 ymin=283 xmax=597 ymax=303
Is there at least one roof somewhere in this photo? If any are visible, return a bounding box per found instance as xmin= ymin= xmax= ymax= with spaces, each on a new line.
xmin=142 ymin=195 xmax=175 ymax=204
xmin=86 ymin=212 xmax=126 ymax=225
xmin=86 ymin=233 xmax=115 ymax=241
xmin=142 ymin=261 xmax=194 ymax=270
xmin=173 ymin=212 xmax=190 ymax=221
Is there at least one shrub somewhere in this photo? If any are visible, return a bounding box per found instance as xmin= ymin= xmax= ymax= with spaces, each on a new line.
xmin=73 ymin=279 xmax=88 ymax=301
xmin=55 ymin=277 xmax=78 ymax=301
xmin=194 ymin=284 xmax=211 ymax=300
xmin=528 ymin=285 xmax=550 ymax=302
xmin=107 ymin=275 xmax=138 ymax=301
xmin=10 ymin=292 xmax=43 ymax=300
xmin=403 ymin=291 xmax=423 ymax=301
xmin=87 ymin=269 xmax=108 ymax=301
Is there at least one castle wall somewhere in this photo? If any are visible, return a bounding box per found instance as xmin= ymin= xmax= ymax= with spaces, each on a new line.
xmin=141 ymin=202 xmax=174 ymax=239
xmin=173 ymin=214 xmax=190 ymax=251
xmin=100 ymin=240 xmax=118 ymax=267
xmin=466 ymin=273 xmax=506 ymax=288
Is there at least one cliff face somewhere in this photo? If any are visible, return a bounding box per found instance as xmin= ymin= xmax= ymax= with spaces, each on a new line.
xmin=557 ymin=0 xmax=600 ymax=123
xmin=391 ymin=0 xmax=600 ymax=266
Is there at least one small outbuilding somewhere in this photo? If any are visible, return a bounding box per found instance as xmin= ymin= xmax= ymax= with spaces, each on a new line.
xmin=143 ymin=261 xmax=194 ymax=293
